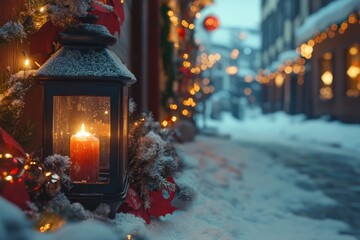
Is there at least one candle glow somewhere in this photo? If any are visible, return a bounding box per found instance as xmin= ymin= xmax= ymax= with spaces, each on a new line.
xmin=70 ymin=123 xmax=99 ymax=183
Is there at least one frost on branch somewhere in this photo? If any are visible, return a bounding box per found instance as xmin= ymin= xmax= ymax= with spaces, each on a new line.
xmin=0 ymin=21 xmax=26 ymax=44
xmin=44 ymin=154 xmax=71 ymax=190
xmin=0 ymin=70 xmax=35 ymax=144
xmin=128 ymin=114 xmax=179 ymax=209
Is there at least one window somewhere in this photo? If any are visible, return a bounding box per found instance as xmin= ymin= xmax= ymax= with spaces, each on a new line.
xmin=319 ymin=52 xmax=334 ymax=100
xmin=345 ymin=43 xmax=360 ymax=97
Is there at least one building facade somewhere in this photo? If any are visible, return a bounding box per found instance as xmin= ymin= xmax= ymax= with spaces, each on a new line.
xmin=260 ymin=0 xmax=360 ymax=122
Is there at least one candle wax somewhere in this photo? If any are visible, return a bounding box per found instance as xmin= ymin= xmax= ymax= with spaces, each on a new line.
xmin=70 ymin=130 xmax=99 ymax=183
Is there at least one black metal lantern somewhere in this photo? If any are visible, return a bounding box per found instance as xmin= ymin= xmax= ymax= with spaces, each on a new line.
xmin=35 ymin=23 xmax=136 ymax=217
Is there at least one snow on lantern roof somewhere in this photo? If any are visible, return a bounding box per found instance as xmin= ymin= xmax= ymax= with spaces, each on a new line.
xmin=36 ymin=23 xmax=136 ymax=84
xmin=36 ymin=47 xmax=136 ymax=82
xmin=296 ymin=0 xmax=360 ymax=45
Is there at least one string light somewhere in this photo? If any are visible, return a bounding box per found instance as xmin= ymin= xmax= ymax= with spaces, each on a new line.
xmin=299 ymin=13 xmax=359 ymax=60
xmin=169 ymin=104 xmax=178 ymax=110
xmin=171 ymin=116 xmax=177 ymax=122
xmin=39 ymin=223 xmax=51 ymax=233
xmin=161 ymin=120 xmax=169 ymax=127
xmin=182 ymin=109 xmax=189 ymax=116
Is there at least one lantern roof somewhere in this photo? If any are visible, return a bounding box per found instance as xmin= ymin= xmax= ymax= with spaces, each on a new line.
xmin=36 ymin=24 xmax=136 ymax=85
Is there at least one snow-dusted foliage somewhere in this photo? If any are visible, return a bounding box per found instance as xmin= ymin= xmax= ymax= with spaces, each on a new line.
xmin=44 ymin=154 xmax=71 ymax=189
xmin=128 ymin=114 xmax=179 ymax=209
xmin=47 ymin=0 xmax=115 ymax=28
xmin=43 ymin=193 xmax=88 ymax=221
xmin=92 ymin=0 xmax=114 ymax=12
xmin=0 ymin=70 xmax=35 ymax=143
xmin=47 ymin=0 xmax=92 ymax=28
xmin=0 ymin=21 xmax=26 ymax=45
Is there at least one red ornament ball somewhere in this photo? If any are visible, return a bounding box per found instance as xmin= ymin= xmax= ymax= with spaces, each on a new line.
xmin=203 ymin=15 xmax=220 ymax=32
xmin=23 ymin=160 xmax=46 ymax=192
xmin=178 ymin=27 xmax=186 ymax=39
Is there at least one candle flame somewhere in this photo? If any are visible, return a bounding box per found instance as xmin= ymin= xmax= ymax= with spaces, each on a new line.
xmin=75 ymin=123 xmax=91 ymax=137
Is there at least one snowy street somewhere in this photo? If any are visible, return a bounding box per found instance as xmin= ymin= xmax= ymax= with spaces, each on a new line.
xmin=169 ymin=134 xmax=360 ymax=240
xmin=238 ymin=139 xmax=360 ymax=238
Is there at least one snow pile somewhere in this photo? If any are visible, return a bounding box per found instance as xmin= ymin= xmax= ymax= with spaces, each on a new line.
xmin=203 ymin=109 xmax=360 ymax=154
xmin=296 ymin=0 xmax=360 ymax=44
xmin=139 ymin=137 xmax=355 ymax=240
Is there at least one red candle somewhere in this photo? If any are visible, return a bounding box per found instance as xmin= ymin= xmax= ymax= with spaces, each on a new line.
xmin=70 ymin=123 xmax=99 ymax=183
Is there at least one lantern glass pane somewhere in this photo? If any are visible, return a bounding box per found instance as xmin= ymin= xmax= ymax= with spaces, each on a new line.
xmin=53 ymin=96 xmax=110 ymax=184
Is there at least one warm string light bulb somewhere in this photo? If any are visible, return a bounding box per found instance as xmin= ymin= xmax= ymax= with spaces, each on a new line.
xmin=24 ymin=58 xmax=30 ymax=67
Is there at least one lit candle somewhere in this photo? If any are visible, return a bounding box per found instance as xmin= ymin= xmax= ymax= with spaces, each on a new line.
xmin=70 ymin=123 xmax=99 ymax=183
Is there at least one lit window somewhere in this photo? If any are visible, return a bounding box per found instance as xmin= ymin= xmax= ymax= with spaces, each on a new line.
xmin=346 ymin=43 xmax=360 ymax=97
xmin=319 ymin=52 xmax=334 ymax=100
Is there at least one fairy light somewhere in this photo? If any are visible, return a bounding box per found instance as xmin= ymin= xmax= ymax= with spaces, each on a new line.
xmin=169 ymin=104 xmax=178 ymax=110
xmin=5 ymin=153 xmax=12 ymax=158
xmin=24 ymin=58 xmax=30 ymax=67
xmin=39 ymin=223 xmax=51 ymax=233
xmin=194 ymin=83 xmax=200 ymax=92
xmin=39 ymin=6 xmax=45 ymax=12
xmin=182 ymin=109 xmax=189 ymax=116
xmin=181 ymin=20 xmax=189 ymax=28
xmin=244 ymin=88 xmax=252 ymax=96
xmin=171 ymin=116 xmax=177 ymax=122
xmin=167 ymin=10 xmax=174 ymax=17
xmin=161 ymin=120 xmax=168 ymax=127
xmin=203 ymin=78 xmax=210 ymax=85
xmin=298 ymin=12 xmax=359 ymax=61
xmin=4 ymin=175 xmax=13 ymax=181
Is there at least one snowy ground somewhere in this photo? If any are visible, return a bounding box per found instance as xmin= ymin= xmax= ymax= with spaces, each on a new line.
xmin=1 ymin=109 xmax=360 ymax=239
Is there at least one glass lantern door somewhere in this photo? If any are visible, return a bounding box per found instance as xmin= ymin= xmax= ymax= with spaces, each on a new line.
xmin=52 ymin=96 xmax=110 ymax=184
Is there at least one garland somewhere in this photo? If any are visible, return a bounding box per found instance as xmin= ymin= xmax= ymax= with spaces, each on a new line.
xmin=0 ymin=70 xmax=35 ymax=145
xmin=0 ymin=0 xmax=119 ymax=46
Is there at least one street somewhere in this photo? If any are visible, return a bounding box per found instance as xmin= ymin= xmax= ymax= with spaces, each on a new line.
xmin=238 ymin=140 xmax=360 ymax=239
xmin=175 ymin=135 xmax=360 ymax=240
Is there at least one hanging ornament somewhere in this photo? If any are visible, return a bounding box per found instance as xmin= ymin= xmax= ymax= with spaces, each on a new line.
xmin=178 ymin=26 xmax=186 ymax=39
xmin=44 ymin=172 xmax=61 ymax=197
xmin=203 ymin=15 xmax=219 ymax=32
xmin=23 ymin=159 xmax=46 ymax=192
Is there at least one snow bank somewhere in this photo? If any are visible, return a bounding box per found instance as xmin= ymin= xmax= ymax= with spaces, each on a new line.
xmin=203 ymin=109 xmax=360 ymax=155
xmin=296 ymin=0 xmax=360 ymax=44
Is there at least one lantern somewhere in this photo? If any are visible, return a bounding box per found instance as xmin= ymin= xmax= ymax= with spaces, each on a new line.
xmin=203 ymin=15 xmax=220 ymax=32
xmin=35 ymin=22 xmax=136 ymax=217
